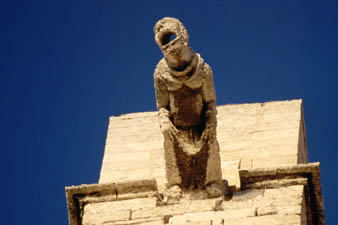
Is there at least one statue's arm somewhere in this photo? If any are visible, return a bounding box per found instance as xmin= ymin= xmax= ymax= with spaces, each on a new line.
xmin=202 ymin=63 xmax=217 ymax=129
xmin=154 ymin=68 xmax=178 ymax=139
xmin=201 ymin=63 xmax=217 ymax=140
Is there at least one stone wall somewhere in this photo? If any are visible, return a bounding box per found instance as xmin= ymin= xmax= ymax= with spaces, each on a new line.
xmin=67 ymin=163 xmax=323 ymax=225
xmin=80 ymin=185 xmax=305 ymax=225
xmin=99 ymin=100 xmax=307 ymax=190
xmin=66 ymin=100 xmax=324 ymax=225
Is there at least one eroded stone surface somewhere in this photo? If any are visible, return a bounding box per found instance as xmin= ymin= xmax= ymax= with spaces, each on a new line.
xmin=153 ymin=17 xmax=223 ymax=195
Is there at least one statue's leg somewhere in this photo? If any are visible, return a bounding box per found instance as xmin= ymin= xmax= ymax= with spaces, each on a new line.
xmin=203 ymin=140 xmax=226 ymax=197
xmin=192 ymin=141 xmax=208 ymax=189
xmin=174 ymin=144 xmax=193 ymax=189
xmin=163 ymin=137 xmax=182 ymax=187
xmin=205 ymin=140 xmax=223 ymax=185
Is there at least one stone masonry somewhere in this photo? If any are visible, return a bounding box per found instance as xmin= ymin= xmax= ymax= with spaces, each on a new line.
xmin=65 ymin=99 xmax=324 ymax=225
xmin=99 ymin=100 xmax=307 ymax=191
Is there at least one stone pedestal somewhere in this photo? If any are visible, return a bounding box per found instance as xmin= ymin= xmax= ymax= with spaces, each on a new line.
xmin=65 ymin=100 xmax=324 ymax=225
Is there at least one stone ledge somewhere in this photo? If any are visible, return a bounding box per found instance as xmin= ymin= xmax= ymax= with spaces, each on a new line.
xmin=65 ymin=179 xmax=158 ymax=225
xmin=239 ymin=162 xmax=324 ymax=225
xmin=66 ymin=177 xmax=313 ymax=225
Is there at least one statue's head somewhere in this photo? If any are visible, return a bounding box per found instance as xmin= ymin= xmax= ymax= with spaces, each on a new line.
xmin=154 ymin=17 xmax=189 ymax=53
xmin=154 ymin=17 xmax=195 ymax=72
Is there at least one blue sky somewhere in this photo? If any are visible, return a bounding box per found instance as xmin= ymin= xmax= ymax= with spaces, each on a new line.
xmin=1 ymin=0 xmax=337 ymax=224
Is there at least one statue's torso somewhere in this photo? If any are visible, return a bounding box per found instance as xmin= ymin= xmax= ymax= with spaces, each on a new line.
xmin=155 ymin=54 xmax=207 ymax=127
xmin=170 ymin=85 xmax=204 ymax=127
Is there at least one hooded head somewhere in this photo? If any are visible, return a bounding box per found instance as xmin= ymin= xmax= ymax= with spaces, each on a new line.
xmin=154 ymin=17 xmax=195 ymax=73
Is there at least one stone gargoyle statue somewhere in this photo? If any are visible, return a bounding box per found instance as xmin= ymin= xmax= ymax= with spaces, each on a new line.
xmin=153 ymin=17 xmax=226 ymax=200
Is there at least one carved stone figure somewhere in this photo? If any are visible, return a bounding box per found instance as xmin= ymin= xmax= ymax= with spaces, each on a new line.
xmin=153 ymin=17 xmax=225 ymax=198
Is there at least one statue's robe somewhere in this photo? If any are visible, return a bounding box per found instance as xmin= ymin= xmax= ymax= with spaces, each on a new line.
xmin=154 ymin=54 xmax=223 ymax=189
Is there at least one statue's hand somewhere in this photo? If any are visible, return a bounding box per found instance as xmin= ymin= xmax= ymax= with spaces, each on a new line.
xmin=201 ymin=126 xmax=216 ymax=142
xmin=160 ymin=121 xmax=179 ymax=141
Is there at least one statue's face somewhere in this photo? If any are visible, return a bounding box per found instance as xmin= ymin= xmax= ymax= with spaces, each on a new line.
xmin=154 ymin=17 xmax=189 ymax=54
xmin=154 ymin=17 xmax=194 ymax=71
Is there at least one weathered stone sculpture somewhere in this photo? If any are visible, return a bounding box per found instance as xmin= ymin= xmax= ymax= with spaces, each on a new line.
xmin=153 ymin=17 xmax=224 ymax=198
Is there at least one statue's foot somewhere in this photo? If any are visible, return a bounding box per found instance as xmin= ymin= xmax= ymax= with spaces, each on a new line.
xmin=206 ymin=182 xmax=225 ymax=198
xmin=166 ymin=185 xmax=182 ymax=203
xmin=157 ymin=185 xmax=182 ymax=205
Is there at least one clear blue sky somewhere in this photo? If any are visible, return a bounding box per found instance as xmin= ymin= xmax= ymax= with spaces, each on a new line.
xmin=1 ymin=0 xmax=337 ymax=224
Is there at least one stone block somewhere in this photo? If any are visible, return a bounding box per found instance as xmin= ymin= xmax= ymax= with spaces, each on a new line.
xmin=82 ymin=203 xmax=131 ymax=224
xmin=221 ymin=160 xmax=240 ymax=190
xmin=225 ymin=214 xmax=302 ymax=225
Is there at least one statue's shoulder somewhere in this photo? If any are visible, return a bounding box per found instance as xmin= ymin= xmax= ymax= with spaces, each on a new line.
xmin=197 ymin=55 xmax=213 ymax=78
xmin=190 ymin=54 xmax=213 ymax=82
xmin=154 ymin=58 xmax=169 ymax=79
xmin=202 ymin=61 xmax=212 ymax=74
